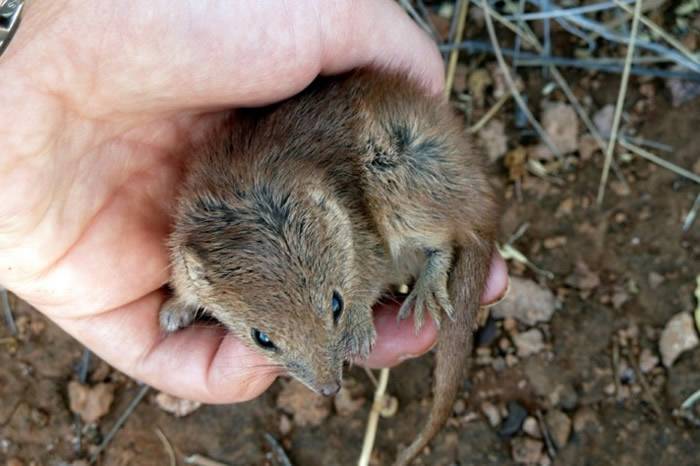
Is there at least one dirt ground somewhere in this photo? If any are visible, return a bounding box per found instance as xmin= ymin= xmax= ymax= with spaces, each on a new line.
xmin=1 ymin=35 xmax=700 ymax=466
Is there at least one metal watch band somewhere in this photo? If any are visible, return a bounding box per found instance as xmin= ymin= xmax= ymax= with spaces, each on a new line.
xmin=0 ymin=0 xmax=24 ymax=57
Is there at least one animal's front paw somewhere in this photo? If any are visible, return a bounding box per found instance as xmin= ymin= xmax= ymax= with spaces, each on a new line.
xmin=159 ymin=297 xmax=198 ymax=333
xmin=344 ymin=308 xmax=377 ymax=360
xmin=397 ymin=275 xmax=454 ymax=333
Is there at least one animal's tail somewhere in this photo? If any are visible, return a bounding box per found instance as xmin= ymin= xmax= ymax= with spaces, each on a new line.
xmin=394 ymin=242 xmax=493 ymax=466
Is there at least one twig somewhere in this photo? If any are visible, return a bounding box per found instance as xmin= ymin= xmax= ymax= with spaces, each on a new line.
xmin=90 ymin=384 xmax=150 ymax=463
xmin=416 ymin=0 xmax=441 ymax=39
xmin=438 ymin=42 xmax=700 ymax=80
xmin=535 ymin=410 xmax=557 ymax=458
xmin=682 ymin=194 xmax=700 ymax=233
xmin=481 ymin=0 xmax=563 ymax=161
xmin=264 ymin=432 xmax=294 ymax=466
xmin=155 ymin=427 xmax=177 ymax=466
xmin=184 ymin=455 xmax=231 ymax=466
xmin=74 ymin=348 xmax=92 ymax=455
xmin=358 ymin=368 xmax=390 ymax=466
xmin=478 ymin=1 xmax=631 ymax=187
xmin=621 ymin=134 xmax=673 ymax=153
xmin=619 ymin=139 xmax=700 ymax=185
xmin=467 ymin=93 xmax=511 ymax=133
xmin=629 ymin=351 xmax=663 ymax=418
xmin=611 ymin=338 xmax=622 ymax=401
xmin=1 ymin=287 xmax=17 ymax=336
xmin=399 ymin=0 xmax=437 ymax=39
xmin=597 ymin=0 xmax=643 ymax=206
xmin=612 ymin=0 xmax=700 ymax=67
xmin=364 ymin=367 xmax=379 ymax=388
xmin=497 ymin=243 xmax=555 ymax=280
xmin=444 ymin=0 xmax=470 ymax=97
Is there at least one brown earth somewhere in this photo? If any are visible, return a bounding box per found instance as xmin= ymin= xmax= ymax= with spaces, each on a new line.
xmin=1 ymin=72 xmax=699 ymax=466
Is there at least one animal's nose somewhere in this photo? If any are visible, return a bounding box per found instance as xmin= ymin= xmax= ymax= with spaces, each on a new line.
xmin=319 ymin=381 xmax=341 ymax=396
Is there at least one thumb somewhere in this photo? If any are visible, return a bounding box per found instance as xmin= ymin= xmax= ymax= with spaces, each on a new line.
xmin=9 ymin=0 xmax=444 ymax=115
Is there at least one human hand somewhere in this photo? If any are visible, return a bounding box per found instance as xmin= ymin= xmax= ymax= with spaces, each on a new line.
xmin=0 ymin=0 xmax=508 ymax=403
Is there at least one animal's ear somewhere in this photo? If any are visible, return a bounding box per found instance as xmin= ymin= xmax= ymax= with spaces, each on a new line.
xmin=180 ymin=246 xmax=209 ymax=288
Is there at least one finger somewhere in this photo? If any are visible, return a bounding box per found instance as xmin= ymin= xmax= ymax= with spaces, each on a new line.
xmin=13 ymin=0 xmax=443 ymax=114
xmin=53 ymin=291 xmax=279 ymax=404
xmin=364 ymin=250 xmax=509 ymax=367
xmin=481 ymin=251 xmax=509 ymax=305
xmin=364 ymin=301 xmax=439 ymax=369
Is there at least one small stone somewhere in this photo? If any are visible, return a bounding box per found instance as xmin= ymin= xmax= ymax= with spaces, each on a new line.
xmin=279 ymin=414 xmax=293 ymax=436
xmin=659 ymin=312 xmax=700 ymax=367
xmin=544 ymin=409 xmax=571 ymax=449
xmin=476 ymin=318 xmax=499 ymax=347
xmin=68 ymin=382 xmax=115 ymax=423
xmin=334 ymin=379 xmax=365 ymax=416
xmin=480 ymin=401 xmax=502 ymax=427
xmin=573 ymin=407 xmax=601 ymax=434
xmin=90 ymin=361 xmax=112 ymax=384
xmin=453 ymin=399 xmax=467 ymax=415
xmin=593 ymin=105 xmax=615 ymax=137
xmin=513 ymin=329 xmax=545 ymax=358
xmin=155 ymin=392 xmax=201 ymax=417
xmin=505 ymin=354 xmax=519 ymax=367
xmin=499 ymin=401 xmax=528 ymax=437
xmin=578 ymin=134 xmax=599 ymax=161
xmin=468 ymin=69 xmax=492 ymax=108
xmin=6 ymin=458 xmax=24 ymax=466
xmin=541 ymin=102 xmax=579 ymax=155
xmin=503 ymin=318 xmax=518 ymax=333
xmin=478 ymin=119 xmax=508 ymax=162
xmin=565 ymin=260 xmax=600 ymax=291
xmin=492 ymin=357 xmax=507 ymax=371
xmin=639 ymin=348 xmax=660 ymax=373
xmin=603 ymin=383 xmax=616 ymax=396
xmin=523 ymin=416 xmax=541 ymax=438
xmin=277 ymin=380 xmax=331 ymax=427
xmin=498 ymin=337 xmax=512 ymax=352
xmin=648 ymin=272 xmax=665 ymax=289
xmin=511 ymin=437 xmax=544 ymax=464
xmin=29 ymin=319 xmax=46 ymax=335
xmin=492 ymin=278 xmax=558 ymax=326
xmin=543 ymin=236 xmax=567 ymax=249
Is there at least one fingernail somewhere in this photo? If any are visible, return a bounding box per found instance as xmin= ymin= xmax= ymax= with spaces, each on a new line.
xmin=398 ymin=352 xmax=419 ymax=362
xmin=483 ymin=275 xmax=511 ymax=309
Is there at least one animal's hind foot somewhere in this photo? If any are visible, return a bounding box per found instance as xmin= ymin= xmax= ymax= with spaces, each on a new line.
xmin=397 ymin=249 xmax=455 ymax=333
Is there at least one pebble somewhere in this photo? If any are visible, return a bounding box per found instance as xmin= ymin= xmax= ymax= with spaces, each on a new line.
xmin=544 ymin=409 xmax=571 ymax=449
xmin=480 ymin=401 xmax=502 ymax=427
xmin=505 ymin=354 xmax=519 ymax=367
xmin=503 ymin=317 xmax=518 ymax=334
xmin=155 ymin=392 xmax=202 ymax=418
xmin=453 ymin=399 xmax=466 ymax=416
xmin=277 ymin=380 xmax=331 ymax=427
xmin=511 ymin=437 xmax=544 ymax=464
xmin=6 ymin=459 xmax=24 ymax=466
xmin=513 ymin=329 xmax=545 ymax=357
xmin=333 ymin=380 xmax=365 ymax=417
xmin=476 ymin=317 xmax=499 ymax=347
xmin=279 ymin=414 xmax=293 ymax=436
xmin=499 ymin=401 xmax=528 ymax=438
xmin=659 ymin=312 xmax=699 ymax=367
xmin=68 ymin=382 xmax=115 ymax=424
xmin=648 ymin=272 xmax=665 ymax=289
xmin=492 ymin=277 xmax=558 ymax=326
xmin=573 ymin=407 xmax=601 ymax=434
xmin=522 ymin=416 xmax=542 ymax=439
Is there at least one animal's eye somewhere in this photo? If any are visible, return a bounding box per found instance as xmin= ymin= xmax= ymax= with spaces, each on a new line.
xmin=331 ymin=290 xmax=344 ymax=323
xmin=251 ymin=328 xmax=276 ymax=350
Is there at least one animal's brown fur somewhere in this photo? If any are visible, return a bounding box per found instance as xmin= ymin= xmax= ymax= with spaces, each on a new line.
xmin=162 ymin=68 xmax=501 ymax=465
